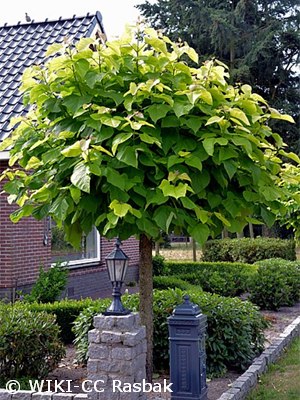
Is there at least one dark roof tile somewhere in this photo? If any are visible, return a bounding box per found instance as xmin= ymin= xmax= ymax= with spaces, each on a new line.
xmin=0 ymin=12 xmax=105 ymax=142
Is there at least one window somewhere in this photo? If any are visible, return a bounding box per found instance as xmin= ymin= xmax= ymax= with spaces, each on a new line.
xmin=50 ymin=222 xmax=100 ymax=266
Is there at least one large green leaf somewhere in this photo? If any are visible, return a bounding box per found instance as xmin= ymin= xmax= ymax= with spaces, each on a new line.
xmin=173 ymin=101 xmax=193 ymax=118
xmin=63 ymin=95 xmax=91 ymax=114
xmin=203 ymin=138 xmax=216 ymax=156
xmin=230 ymin=109 xmax=250 ymax=126
xmin=109 ymin=200 xmax=132 ymax=217
xmin=146 ymin=104 xmax=171 ymax=123
xmin=105 ymin=168 xmax=125 ymax=190
xmin=71 ymin=163 xmax=91 ymax=193
xmin=159 ymin=180 xmax=188 ymax=199
xmin=112 ymin=132 xmax=133 ymax=155
xmin=49 ymin=197 xmax=69 ymax=220
xmin=61 ymin=141 xmax=82 ymax=157
xmin=189 ymin=224 xmax=210 ymax=245
xmin=116 ymin=147 xmax=138 ymax=168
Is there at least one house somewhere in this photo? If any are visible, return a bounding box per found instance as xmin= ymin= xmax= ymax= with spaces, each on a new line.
xmin=0 ymin=12 xmax=139 ymax=301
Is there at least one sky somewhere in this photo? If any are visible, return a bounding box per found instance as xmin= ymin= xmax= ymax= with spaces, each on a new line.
xmin=0 ymin=0 xmax=156 ymax=39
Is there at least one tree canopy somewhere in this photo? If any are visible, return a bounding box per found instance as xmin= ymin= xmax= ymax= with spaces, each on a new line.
xmin=0 ymin=23 xmax=298 ymax=380
xmin=1 ymin=24 xmax=297 ymax=245
xmin=137 ymin=0 xmax=300 ymax=154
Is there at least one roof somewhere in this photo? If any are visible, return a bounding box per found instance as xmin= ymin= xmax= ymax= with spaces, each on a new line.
xmin=0 ymin=12 xmax=105 ymax=147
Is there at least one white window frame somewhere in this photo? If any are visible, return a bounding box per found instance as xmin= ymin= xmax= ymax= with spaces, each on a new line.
xmin=51 ymin=226 xmax=101 ymax=269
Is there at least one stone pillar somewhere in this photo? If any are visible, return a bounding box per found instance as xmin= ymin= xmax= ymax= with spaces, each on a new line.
xmin=87 ymin=313 xmax=147 ymax=400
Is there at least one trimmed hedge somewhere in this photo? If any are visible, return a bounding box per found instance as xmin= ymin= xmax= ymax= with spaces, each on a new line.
xmin=158 ymin=261 xmax=257 ymax=297
xmin=202 ymin=238 xmax=296 ymax=263
xmin=20 ymin=298 xmax=99 ymax=343
xmin=73 ymin=289 xmax=267 ymax=377
xmin=153 ymin=276 xmax=197 ymax=291
xmin=249 ymin=258 xmax=300 ymax=310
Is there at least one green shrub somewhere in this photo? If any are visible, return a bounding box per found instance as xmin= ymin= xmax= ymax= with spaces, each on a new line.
xmin=153 ymin=276 xmax=197 ymax=291
xmin=73 ymin=289 xmax=267 ymax=376
xmin=202 ymin=238 xmax=296 ymax=263
xmin=165 ymin=261 xmax=257 ymax=297
xmin=25 ymin=262 xmax=68 ymax=303
xmin=73 ymin=300 xmax=111 ymax=363
xmin=152 ymin=255 xmax=169 ymax=276
xmin=0 ymin=304 xmax=65 ymax=379
xmin=249 ymin=258 xmax=300 ymax=310
xmin=23 ymin=298 xmax=99 ymax=343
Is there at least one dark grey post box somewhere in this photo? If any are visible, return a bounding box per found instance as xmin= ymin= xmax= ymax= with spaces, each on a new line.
xmin=168 ymin=294 xmax=207 ymax=400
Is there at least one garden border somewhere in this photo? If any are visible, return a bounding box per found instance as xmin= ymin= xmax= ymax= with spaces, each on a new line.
xmin=217 ymin=315 xmax=300 ymax=400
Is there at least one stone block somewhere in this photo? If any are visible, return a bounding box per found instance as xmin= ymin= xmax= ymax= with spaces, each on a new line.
xmin=73 ymin=395 xmax=87 ymax=400
xmin=93 ymin=315 xmax=114 ymax=330
xmin=32 ymin=393 xmax=53 ymax=400
xmin=101 ymin=331 xmax=123 ymax=344
xmin=52 ymin=394 xmax=75 ymax=400
xmin=246 ymin=365 xmax=261 ymax=377
xmin=226 ymin=387 xmax=243 ymax=400
xmin=0 ymin=391 xmax=12 ymax=400
xmin=12 ymin=392 xmax=34 ymax=400
xmin=134 ymin=314 xmax=145 ymax=329
xmin=217 ymin=392 xmax=236 ymax=400
xmin=239 ymin=372 xmax=257 ymax=388
xmin=111 ymin=314 xmax=136 ymax=332
xmin=87 ymin=359 xmax=99 ymax=373
xmin=88 ymin=329 xmax=101 ymax=344
xmin=123 ymin=327 xmax=146 ymax=347
xmin=88 ymin=344 xmax=109 ymax=359
xmin=111 ymin=347 xmax=135 ymax=361
xmin=135 ymin=368 xmax=147 ymax=383
xmin=86 ymin=375 xmax=108 ymax=387
xmin=232 ymin=377 xmax=251 ymax=392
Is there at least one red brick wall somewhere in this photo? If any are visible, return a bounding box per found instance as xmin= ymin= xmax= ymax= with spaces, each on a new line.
xmin=100 ymin=236 xmax=140 ymax=267
xmin=0 ymin=160 xmax=51 ymax=291
xmin=1 ymin=159 xmax=140 ymax=298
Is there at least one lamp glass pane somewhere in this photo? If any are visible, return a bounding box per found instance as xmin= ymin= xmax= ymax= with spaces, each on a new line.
xmin=107 ymin=260 xmax=116 ymax=282
xmin=121 ymin=260 xmax=129 ymax=282
xmin=114 ymin=259 xmax=125 ymax=282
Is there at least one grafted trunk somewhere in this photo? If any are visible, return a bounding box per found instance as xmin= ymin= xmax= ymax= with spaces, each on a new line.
xmin=139 ymin=233 xmax=153 ymax=382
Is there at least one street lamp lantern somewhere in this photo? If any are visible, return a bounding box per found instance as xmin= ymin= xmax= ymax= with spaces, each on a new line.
xmin=103 ymin=238 xmax=131 ymax=315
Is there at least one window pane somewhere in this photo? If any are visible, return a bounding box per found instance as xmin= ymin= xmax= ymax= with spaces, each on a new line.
xmin=51 ymin=222 xmax=99 ymax=264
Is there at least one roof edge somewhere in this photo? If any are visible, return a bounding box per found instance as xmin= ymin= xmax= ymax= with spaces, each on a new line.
xmin=0 ymin=11 xmax=102 ymax=29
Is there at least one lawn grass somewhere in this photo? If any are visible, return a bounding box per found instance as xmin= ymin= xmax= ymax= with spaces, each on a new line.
xmin=247 ymin=337 xmax=300 ymax=400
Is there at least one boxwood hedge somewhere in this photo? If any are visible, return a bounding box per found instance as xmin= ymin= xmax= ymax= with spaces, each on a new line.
xmin=202 ymin=238 xmax=296 ymax=263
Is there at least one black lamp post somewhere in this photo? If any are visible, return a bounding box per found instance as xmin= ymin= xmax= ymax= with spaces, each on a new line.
xmin=103 ymin=238 xmax=131 ymax=315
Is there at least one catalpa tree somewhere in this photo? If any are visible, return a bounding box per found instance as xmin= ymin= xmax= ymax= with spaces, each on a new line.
xmin=1 ymin=24 xmax=297 ymax=378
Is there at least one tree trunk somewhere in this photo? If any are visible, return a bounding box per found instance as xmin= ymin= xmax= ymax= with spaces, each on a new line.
xmin=249 ymin=222 xmax=254 ymax=239
xmin=237 ymin=231 xmax=244 ymax=238
xmin=155 ymin=241 xmax=160 ymax=256
xmin=222 ymin=228 xmax=229 ymax=239
xmin=139 ymin=234 xmax=153 ymax=382
xmin=191 ymin=237 xmax=197 ymax=261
